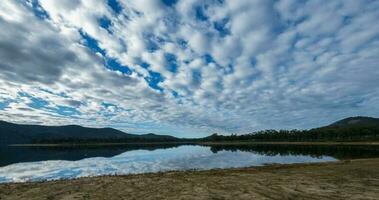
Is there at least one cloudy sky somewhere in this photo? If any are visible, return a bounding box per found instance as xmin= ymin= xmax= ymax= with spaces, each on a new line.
xmin=0 ymin=0 xmax=378 ymax=137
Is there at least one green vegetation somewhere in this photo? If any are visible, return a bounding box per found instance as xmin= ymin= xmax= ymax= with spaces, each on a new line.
xmin=1 ymin=116 xmax=378 ymax=145
xmin=0 ymin=120 xmax=180 ymax=145
xmin=32 ymin=136 xmax=181 ymax=144
xmin=204 ymin=116 xmax=379 ymax=142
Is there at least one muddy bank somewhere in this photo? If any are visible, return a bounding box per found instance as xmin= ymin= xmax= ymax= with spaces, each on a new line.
xmin=1 ymin=159 xmax=378 ymax=200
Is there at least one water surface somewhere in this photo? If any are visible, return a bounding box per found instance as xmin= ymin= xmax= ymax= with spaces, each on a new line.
xmin=0 ymin=144 xmax=378 ymax=183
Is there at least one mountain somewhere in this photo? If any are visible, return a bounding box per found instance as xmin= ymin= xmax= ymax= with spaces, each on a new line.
xmin=202 ymin=116 xmax=379 ymax=142
xmin=140 ymin=133 xmax=179 ymax=140
xmin=0 ymin=121 xmax=179 ymax=145
xmin=2 ymin=116 xmax=378 ymax=145
xmin=326 ymin=116 xmax=379 ymax=128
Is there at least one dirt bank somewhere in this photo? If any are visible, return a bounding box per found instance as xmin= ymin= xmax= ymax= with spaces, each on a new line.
xmin=1 ymin=159 xmax=378 ymax=200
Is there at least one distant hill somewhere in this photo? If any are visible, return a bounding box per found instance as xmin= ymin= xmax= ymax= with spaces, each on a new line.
xmin=0 ymin=121 xmax=179 ymax=145
xmin=310 ymin=116 xmax=379 ymax=134
xmin=300 ymin=116 xmax=379 ymax=142
xmin=203 ymin=116 xmax=379 ymax=142
xmin=141 ymin=133 xmax=179 ymax=140
xmin=2 ymin=116 xmax=378 ymax=145
xmin=325 ymin=116 xmax=379 ymax=128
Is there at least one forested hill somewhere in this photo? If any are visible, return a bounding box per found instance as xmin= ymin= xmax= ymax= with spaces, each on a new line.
xmin=1 ymin=116 xmax=378 ymax=144
xmin=204 ymin=116 xmax=379 ymax=142
xmin=0 ymin=121 xmax=179 ymax=144
xmin=326 ymin=116 xmax=379 ymax=128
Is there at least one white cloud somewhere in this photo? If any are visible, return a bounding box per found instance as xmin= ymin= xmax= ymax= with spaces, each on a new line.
xmin=0 ymin=0 xmax=378 ymax=136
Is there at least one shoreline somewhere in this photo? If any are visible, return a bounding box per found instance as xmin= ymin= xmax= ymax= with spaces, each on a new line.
xmin=7 ymin=141 xmax=379 ymax=147
xmin=1 ymin=158 xmax=378 ymax=199
xmin=7 ymin=141 xmax=194 ymax=147
xmin=199 ymin=141 xmax=379 ymax=146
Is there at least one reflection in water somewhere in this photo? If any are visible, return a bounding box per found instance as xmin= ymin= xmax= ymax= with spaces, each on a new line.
xmin=0 ymin=144 xmax=183 ymax=167
xmin=0 ymin=144 xmax=378 ymax=183
xmin=206 ymin=144 xmax=379 ymax=159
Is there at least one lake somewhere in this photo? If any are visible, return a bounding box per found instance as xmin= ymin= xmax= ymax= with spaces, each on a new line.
xmin=0 ymin=144 xmax=378 ymax=183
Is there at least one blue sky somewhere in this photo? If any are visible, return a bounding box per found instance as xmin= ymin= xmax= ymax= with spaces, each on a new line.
xmin=0 ymin=0 xmax=379 ymax=138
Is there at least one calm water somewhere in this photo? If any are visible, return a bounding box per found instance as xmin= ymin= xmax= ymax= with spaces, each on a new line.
xmin=0 ymin=144 xmax=378 ymax=183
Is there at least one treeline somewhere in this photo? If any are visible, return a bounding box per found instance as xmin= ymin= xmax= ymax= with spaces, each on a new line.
xmin=33 ymin=137 xmax=185 ymax=144
xmin=31 ymin=118 xmax=379 ymax=143
xmin=33 ymin=126 xmax=379 ymax=144
xmin=203 ymin=126 xmax=379 ymax=142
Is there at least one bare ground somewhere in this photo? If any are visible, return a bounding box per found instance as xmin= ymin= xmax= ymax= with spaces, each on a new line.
xmin=1 ymin=159 xmax=379 ymax=200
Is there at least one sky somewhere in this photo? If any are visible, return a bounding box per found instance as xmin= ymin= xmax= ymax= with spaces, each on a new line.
xmin=0 ymin=0 xmax=378 ymax=138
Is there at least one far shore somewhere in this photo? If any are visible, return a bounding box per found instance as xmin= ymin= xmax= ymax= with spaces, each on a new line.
xmin=7 ymin=141 xmax=194 ymax=147
xmin=7 ymin=141 xmax=379 ymax=147
xmin=199 ymin=141 xmax=379 ymax=146
xmin=1 ymin=158 xmax=378 ymax=199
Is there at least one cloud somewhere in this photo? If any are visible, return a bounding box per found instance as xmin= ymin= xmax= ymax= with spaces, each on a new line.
xmin=0 ymin=0 xmax=378 ymax=136
xmin=0 ymin=6 xmax=75 ymax=84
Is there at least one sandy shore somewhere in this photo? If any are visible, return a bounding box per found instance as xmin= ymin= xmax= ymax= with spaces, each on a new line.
xmin=1 ymin=158 xmax=378 ymax=200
